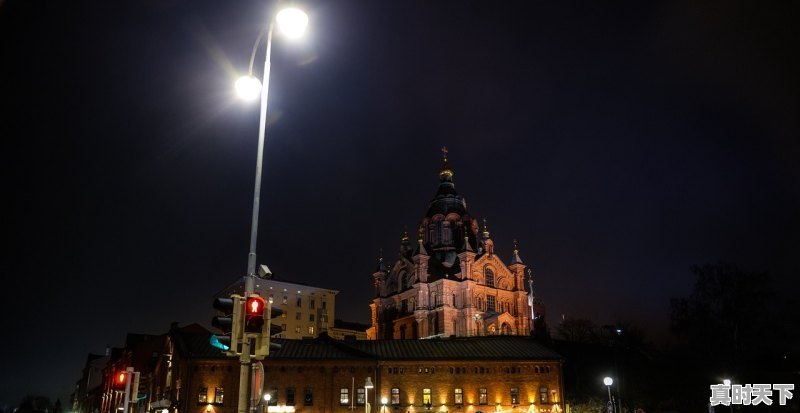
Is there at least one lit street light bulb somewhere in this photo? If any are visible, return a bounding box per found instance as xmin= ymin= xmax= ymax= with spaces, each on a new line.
xmin=603 ymin=377 xmax=613 ymax=386
xmin=235 ymin=75 xmax=262 ymax=100
xmin=276 ymin=8 xmax=309 ymax=38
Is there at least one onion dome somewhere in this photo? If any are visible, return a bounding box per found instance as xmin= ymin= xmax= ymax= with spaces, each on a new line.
xmin=426 ymin=146 xmax=468 ymax=218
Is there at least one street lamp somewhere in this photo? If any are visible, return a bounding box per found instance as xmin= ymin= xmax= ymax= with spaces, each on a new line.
xmin=603 ymin=377 xmax=614 ymax=413
xmin=365 ymin=377 xmax=374 ymax=413
xmin=234 ymin=7 xmax=309 ymax=413
xmin=381 ymin=397 xmax=388 ymax=413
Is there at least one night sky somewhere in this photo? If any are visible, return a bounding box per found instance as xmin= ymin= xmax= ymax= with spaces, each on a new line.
xmin=2 ymin=0 xmax=798 ymax=407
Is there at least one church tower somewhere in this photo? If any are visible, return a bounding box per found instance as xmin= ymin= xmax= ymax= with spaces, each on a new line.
xmin=367 ymin=149 xmax=545 ymax=340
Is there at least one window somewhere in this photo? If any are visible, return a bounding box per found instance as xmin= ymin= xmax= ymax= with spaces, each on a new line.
xmin=309 ymin=299 xmax=315 ymax=309
xmin=214 ymin=387 xmax=224 ymax=404
xmin=282 ymin=295 xmax=288 ymax=304
xmin=296 ymin=297 xmax=302 ymax=307
xmin=309 ymin=314 xmax=315 ymax=322
xmin=454 ymin=388 xmax=463 ymax=405
xmin=198 ymin=387 xmax=208 ymax=404
xmin=322 ymin=300 xmax=327 ymax=309
xmin=286 ymin=388 xmax=296 ymax=406
xmin=340 ymin=388 xmax=349 ymax=405
xmin=479 ymin=388 xmax=488 ymax=405
xmin=485 ymin=267 xmax=494 ymax=286
xmin=423 ymin=389 xmax=431 ymax=405
xmin=391 ymin=388 xmax=400 ymax=405
xmin=357 ymin=388 xmax=365 ymax=405
xmin=487 ymin=296 xmax=496 ymax=312
xmin=304 ymin=388 xmax=313 ymax=405
xmin=296 ymin=312 xmax=302 ymax=320
xmin=267 ymin=389 xmax=277 ymax=406
xmin=539 ymin=387 xmax=548 ymax=403
xmin=308 ymin=326 xmax=315 ymax=335
xmin=511 ymin=388 xmax=519 ymax=405
xmin=295 ymin=326 xmax=301 ymax=333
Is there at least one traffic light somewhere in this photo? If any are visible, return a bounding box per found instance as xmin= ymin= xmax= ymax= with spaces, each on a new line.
xmin=254 ymin=298 xmax=284 ymax=359
xmin=244 ymin=294 xmax=266 ymax=333
xmin=112 ymin=371 xmax=128 ymax=391
xmin=211 ymin=294 xmax=243 ymax=355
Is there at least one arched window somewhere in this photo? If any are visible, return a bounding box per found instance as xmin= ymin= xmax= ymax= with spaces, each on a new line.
xmin=484 ymin=267 xmax=494 ymax=287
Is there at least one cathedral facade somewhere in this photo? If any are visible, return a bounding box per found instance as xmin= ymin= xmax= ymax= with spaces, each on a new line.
xmin=368 ymin=150 xmax=546 ymax=340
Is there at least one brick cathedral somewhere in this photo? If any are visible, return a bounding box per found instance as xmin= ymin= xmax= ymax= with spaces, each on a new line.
xmin=368 ymin=149 xmax=547 ymax=340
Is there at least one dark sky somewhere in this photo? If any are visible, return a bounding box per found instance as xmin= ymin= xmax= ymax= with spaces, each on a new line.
xmin=2 ymin=0 xmax=798 ymax=407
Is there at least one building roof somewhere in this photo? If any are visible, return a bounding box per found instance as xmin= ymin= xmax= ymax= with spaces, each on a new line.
xmin=269 ymin=334 xmax=562 ymax=361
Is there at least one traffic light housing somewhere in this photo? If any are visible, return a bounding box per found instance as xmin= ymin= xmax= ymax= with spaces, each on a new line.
xmin=254 ymin=298 xmax=284 ymax=359
xmin=211 ymin=294 xmax=243 ymax=355
xmin=112 ymin=371 xmax=128 ymax=391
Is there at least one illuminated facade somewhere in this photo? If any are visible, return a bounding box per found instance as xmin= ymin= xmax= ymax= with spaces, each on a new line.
xmin=368 ymin=150 xmax=546 ymax=340
xmin=261 ymin=334 xmax=564 ymax=413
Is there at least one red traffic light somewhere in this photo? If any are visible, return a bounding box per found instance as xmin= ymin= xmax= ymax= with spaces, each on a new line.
xmin=244 ymin=295 xmax=266 ymax=333
xmin=112 ymin=371 xmax=127 ymax=390
xmin=246 ymin=296 xmax=265 ymax=315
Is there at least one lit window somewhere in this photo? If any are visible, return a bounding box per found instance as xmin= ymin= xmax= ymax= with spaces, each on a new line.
xmin=357 ymin=388 xmax=365 ymax=405
xmin=423 ymin=388 xmax=431 ymax=405
xmin=295 ymin=326 xmax=301 ymax=333
xmin=308 ymin=326 xmax=315 ymax=335
xmin=214 ymin=387 xmax=224 ymax=404
xmin=304 ymin=388 xmax=313 ymax=405
xmin=479 ymin=388 xmax=487 ymax=405
xmin=539 ymin=387 xmax=548 ymax=403
xmin=198 ymin=387 xmax=208 ymax=404
xmin=487 ymin=296 xmax=496 ymax=312
xmin=454 ymin=388 xmax=463 ymax=405
xmin=511 ymin=388 xmax=519 ymax=405
xmin=340 ymin=388 xmax=349 ymax=405
xmin=391 ymin=388 xmax=400 ymax=405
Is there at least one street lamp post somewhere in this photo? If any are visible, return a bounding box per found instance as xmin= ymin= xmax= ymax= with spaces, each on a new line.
xmin=365 ymin=378 xmax=374 ymax=413
xmin=603 ymin=377 xmax=614 ymax=413
xmin=234 ymin=7 xmax=308 ymax=413
xmin=381 ymin=397 xmax=388 ymax=413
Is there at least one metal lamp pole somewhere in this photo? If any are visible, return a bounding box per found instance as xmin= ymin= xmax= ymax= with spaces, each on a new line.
xmin=235 ymin=8 xmax=308 ymax=413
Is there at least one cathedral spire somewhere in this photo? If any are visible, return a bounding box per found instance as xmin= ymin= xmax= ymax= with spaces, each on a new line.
xmin=482 ymin=218 xmax=491 ymax=239
xmin=510 ymin=238 xmax=524 ymax=264
xmin=415 ymin=225 xmax=428 ymax=256
xmin=462 ymin=226 xmax=473 ymax=252
xmin=439 ymin=146 xmax=453 ymax=182
xmin=375 ymin=248 xmax=387 ymax=273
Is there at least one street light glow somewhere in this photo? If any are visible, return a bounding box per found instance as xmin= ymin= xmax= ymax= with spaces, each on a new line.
xmin=235 ymin=75 xmax=262 ymax=100
xmin=603 ymin=377 xmax=613 ymax=386
xmin=276 ymin=8 xmax=309 ymax=38
xmin=723 ymin=379 xmax=731 ymax=386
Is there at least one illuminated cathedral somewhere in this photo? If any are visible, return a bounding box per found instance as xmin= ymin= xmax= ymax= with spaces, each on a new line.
xmin=367 ymin=149 xmax=546 ymax=340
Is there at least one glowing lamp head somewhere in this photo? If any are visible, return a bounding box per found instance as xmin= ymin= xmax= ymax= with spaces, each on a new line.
xmin=235 ymin=75 xmax=262 ymax=101
xmin=603 ymin=377 xmax=613 ymax=386
xmin=381 ymin=397 xmax=388 ymax=405
xmin=723 ymin=379 xmax=731 ymax=386
xmin=276 ymin=8 xmax=308 ymax=38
